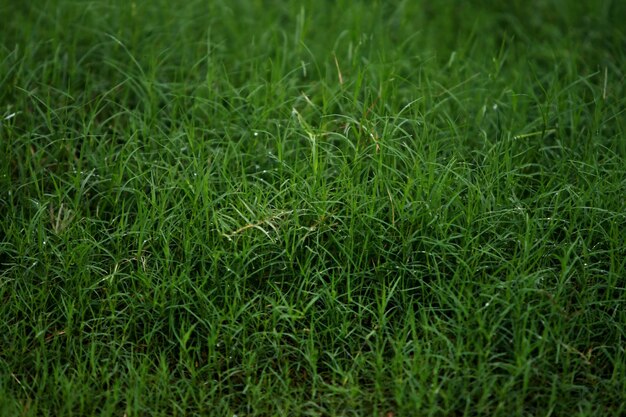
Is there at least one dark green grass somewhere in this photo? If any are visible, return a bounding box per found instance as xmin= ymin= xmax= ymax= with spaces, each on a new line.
xmin=1 ymin=0 xmax=625 ymax=415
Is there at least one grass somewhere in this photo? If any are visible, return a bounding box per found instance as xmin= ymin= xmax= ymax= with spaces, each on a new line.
xmin=1 ymin=0 xmax=625 ymax=415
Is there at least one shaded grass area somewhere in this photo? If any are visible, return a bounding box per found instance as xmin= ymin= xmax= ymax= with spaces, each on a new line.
xmin=1 ymin=0 xmax=625 ymax=415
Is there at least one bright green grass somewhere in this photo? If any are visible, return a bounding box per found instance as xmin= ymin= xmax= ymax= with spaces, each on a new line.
xmin=1 ymin=0 xmax=625 ymax=415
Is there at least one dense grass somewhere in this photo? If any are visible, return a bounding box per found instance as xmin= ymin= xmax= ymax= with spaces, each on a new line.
xmin=1 ymin=0 xmax=625 ymax=415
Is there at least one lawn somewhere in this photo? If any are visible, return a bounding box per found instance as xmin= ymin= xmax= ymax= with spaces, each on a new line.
xmin=1 ymin=0 xmax=625 ymax=416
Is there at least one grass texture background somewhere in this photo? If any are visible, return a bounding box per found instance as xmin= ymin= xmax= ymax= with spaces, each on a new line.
xmin=1 ymin=0 xmax=625 ymax=415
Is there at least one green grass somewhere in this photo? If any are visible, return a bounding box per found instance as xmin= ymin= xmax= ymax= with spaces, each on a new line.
xmin=1 ymin=0 xmax=625 ymax=415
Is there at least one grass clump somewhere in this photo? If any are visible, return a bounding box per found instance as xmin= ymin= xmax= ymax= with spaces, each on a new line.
xmin=1 ymin=0 xmax=625 ymax=416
